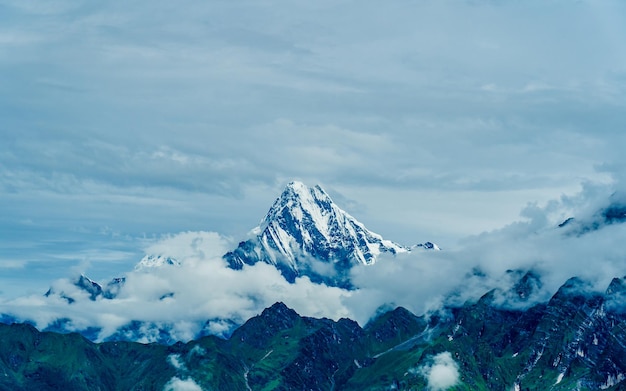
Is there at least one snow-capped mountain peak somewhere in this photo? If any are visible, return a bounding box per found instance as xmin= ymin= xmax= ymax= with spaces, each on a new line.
xmin=255 ymin=181 xmax=407 ymax=267
xmin=135 ymin=254 xmax=181 ymax=270
xmin=257 ymin=181 xmax=332 ymax=234
xmin=224 ymin=181 xmax=418 ymax=287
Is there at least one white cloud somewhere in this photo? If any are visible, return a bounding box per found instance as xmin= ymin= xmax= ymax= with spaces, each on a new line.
xmin=0 ymin=231 xmax=352 ymax=341
xmin=141 ymin=231 xmax=231 ymax=266
xmin=0 ymin=259 xmax=27 ymax=269
xmin=163 ymin=377 xmax=203 ymax=391
xmin=167 ymin=354 xmax=186 ymax=371
xmin=344 ymin=176 xmax=626 ymax=322
xmin=417 ymin=352 xmax=460 ymax=391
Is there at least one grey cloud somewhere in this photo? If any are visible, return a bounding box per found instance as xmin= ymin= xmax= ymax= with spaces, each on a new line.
xmin=3 ymin=0 xmax=623 ymax=194
xmin=2 ymin=0 xmax=626 ymax=297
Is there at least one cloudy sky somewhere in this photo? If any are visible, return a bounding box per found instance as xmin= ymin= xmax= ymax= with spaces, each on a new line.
xmin=2 ymin=0 xmax=626 ymax=298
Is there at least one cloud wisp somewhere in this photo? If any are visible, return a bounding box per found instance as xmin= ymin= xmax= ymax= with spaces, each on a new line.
xmin=415 ymin=352 xmax=461 ymax=391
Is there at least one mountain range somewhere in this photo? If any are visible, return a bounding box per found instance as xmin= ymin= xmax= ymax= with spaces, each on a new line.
xmin=2 ymin=275 xmax=626 ymax=390
xmin=44 ymin=181 xmax=436 ymax=305
xmin=2 ymin=181 xmax=626 ymax=389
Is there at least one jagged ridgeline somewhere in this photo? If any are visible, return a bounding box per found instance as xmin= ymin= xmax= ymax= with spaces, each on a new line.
xmin=46 ymin=181 xmax=436 ymax=303
xmin=223 ymin=181 xmax=436 ymax=288
xmin=3 ymin=181 xmax=626 ymax=390
xmin=2 ymin=275 xmax=626 ymax=391
xmin=24 ymin=181 xmax=437 ymax=344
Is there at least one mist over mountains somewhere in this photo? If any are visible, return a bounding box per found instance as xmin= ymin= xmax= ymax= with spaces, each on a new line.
xmin=1 ymin=180 xmax=626 ymax=345
xmin=1 ymin=180 xmax=626 ymax=389
xmin=3 ymin=279 xmax=626 ymax=390
xmin=3 ymin=0 xmax=626 ymax=388
xmin=0 ymin=181 xmax=435 ymax=341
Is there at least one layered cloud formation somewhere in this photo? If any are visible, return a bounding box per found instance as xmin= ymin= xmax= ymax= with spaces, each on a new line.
xmin=2 ymin=0 xmax=626 ymax=299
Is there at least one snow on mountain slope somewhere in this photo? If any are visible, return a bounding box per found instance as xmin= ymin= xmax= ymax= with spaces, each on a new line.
xmin=224 ymin=181 xmax=434 ymax=287
xmin=256 ymin=181 xmax=408 ymax=266
xmin=135 ymin=254 xmax=181 ymax=270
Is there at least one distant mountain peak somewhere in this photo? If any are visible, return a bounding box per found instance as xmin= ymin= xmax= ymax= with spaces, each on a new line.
xmin=606 ymin=277 xmax=626 ymax=296
xmin=135 ymin=254 xmax=181 ymax=270
xmin=254 ymin=180 xmax=333 ymax=234
xmin=558 ymin=195 xmax=626 ymax=235
xmin=260 ymin=302 xmax=300 ymax=321
xmin=224 ymin=181 xmax=431 ymax=288
xmin=44 ymin=274 xmax=125 ymax=303
xmin=255 ymin=181 xmax=408 ymax=266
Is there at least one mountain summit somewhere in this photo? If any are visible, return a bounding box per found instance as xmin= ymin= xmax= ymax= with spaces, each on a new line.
xmin=223 ymin=181 xmax=415 ymax=287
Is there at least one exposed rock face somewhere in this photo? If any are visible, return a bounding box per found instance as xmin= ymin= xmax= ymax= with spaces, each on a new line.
xmin=223 ymin=181 xmax=414 ymax=287
xmin=3 ymin=276 xmax=626 ymax=390
xmin=44 ymin=274 xmax=126 ymax=303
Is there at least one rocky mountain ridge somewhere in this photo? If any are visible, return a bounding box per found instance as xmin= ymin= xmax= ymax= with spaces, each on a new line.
xmin=4 ymin=182 xmax=626 ymax=390
xmin=2 ymin=274 xmax=626 ymax=390
xmin=224 ymin=181 xmax=435 ymax=287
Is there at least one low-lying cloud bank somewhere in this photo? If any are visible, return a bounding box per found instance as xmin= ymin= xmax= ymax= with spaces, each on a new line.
xmin=1 ymin=181 xmax=626 ymax=341
xmin=0 ymin=231 xmax=352 ymax=341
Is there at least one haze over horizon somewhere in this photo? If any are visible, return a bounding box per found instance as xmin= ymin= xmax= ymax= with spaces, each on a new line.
xmin=2 ymin=0 xmax=626 ymax=298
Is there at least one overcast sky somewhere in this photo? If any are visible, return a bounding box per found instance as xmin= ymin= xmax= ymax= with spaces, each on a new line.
xmin=2 ymin=0 xmax=626 ymax=296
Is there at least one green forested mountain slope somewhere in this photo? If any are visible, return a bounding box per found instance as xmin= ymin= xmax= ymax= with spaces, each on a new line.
xmin=1 ymin=277 xmax=626 ymax=390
